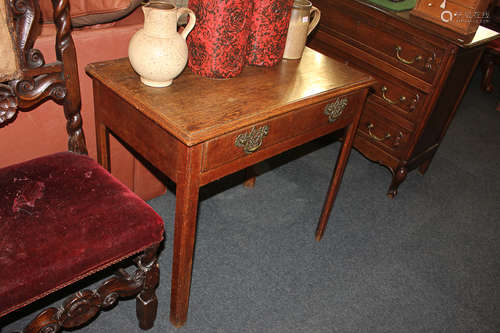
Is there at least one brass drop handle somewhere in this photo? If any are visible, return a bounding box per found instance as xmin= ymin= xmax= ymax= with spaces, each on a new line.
xmin=395 ymin=46 xmax=423 ymax=65
xmin=235 ymin=125 xmax=269 ymax=154
xmin=367 ymin=123 xmax=391 ymax=142
xmin=424 ymin=52 xmax=436 ymax=72
xmin=409 ymin=93 xmax=420 ymax=112
xmin=381 ymin=86 xmax=406 ymax=105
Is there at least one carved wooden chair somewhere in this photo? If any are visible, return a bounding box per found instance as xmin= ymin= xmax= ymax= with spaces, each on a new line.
xmin=0 ymin=0 xmax=164 ymax=331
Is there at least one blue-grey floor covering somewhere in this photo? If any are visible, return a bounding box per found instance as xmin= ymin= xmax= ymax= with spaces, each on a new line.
xmin=2 ymin=69 xmax=499 ymax=332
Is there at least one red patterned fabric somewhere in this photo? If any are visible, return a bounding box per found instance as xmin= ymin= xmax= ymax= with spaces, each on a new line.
xmin=187 ymin=0 xmax=253 ymax=78
xmin=0 ymin=152 xmax=164 ymax=317
xmin=246 ymin=0 xmax=293 ymax=67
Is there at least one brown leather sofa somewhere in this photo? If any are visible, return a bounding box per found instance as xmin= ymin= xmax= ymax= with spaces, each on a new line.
xmin=0 ymin=0 xmax=166 ymax=200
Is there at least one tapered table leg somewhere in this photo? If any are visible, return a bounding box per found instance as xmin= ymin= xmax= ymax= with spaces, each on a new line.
xmin=93 ymin=82 xmax=110 ymax=171
xmin=315 ymin=108 xmax=363 ymax=241
xmin=95 ymin=121 xmax=110 ymax=171
xmin=243 ymin=166 xmax=257 ymax=188
xmin=170 ymin=147 xmax=202 ymax=327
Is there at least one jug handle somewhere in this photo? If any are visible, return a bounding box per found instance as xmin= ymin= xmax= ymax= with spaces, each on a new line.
xmin=307 ymin=6 xmax=321 ymax=36
xmin=178 ymin=8 xmax=196 ymax=40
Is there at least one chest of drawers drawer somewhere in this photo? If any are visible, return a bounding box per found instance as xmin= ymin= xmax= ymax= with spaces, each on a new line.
xmin=368 ymin=73 xmax=426 ymax=122
xmin=357 ymin=100 xmax=413 ymax=158
xmin=202 ymin=92 xmax=364 ymax=172
xmin=309 ymin=31 xmax=427 ymax=124
xmin=322 ymin=3 xmax=446 ymax=84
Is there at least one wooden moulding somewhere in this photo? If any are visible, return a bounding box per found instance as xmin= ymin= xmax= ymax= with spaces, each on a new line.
xmin=410 ymin=0 xmax=492 ymax=44
xmin=0 ymin=0 xmax=21 ymax=82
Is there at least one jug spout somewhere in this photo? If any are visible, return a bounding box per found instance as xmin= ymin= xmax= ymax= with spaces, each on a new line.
xmin=142 ymin=6 xmax=152 ymax=23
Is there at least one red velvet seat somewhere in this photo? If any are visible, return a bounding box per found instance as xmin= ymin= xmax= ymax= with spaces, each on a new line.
xmin=0 ymin=152 xmax=164 ymax=318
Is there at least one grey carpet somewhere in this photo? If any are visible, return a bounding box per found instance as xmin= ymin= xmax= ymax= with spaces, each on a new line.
xmin=2 ymin=69 xmax=499 ymax=332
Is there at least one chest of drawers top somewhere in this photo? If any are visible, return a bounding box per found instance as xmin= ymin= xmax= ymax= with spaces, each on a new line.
xmin=320 ymin=0 xmax=457 ymax=85
xmin=322 ymin=0 xmax=497 ymax=46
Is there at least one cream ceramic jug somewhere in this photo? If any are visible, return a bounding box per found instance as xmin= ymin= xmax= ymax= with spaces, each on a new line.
xmin=128 ymin=1 xmax=195 ymax=87
xmin=283 ymin=0 xmax=320 ymax=60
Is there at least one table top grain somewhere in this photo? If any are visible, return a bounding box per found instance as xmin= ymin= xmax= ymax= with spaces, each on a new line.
xmin=86 ymin=47 xmax=374 ymax=146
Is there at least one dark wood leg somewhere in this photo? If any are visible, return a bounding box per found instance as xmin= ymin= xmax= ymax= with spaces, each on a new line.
xmin=387 ymin=166 xmax=408 ymax=199
xmin=136 ymin=244 xmax=160 ymax=330
xmin=315 ymin=116 xmax=361 ymax=241
xmin=481 ymin=54 xmax=495 ymax=93
xmin=418 ymin=156 xmax=434 ymax=175
xmin=243 ymin=166 xmax=256 ymax=188
xmin=170 ymin=147 xmax=202 ymax=327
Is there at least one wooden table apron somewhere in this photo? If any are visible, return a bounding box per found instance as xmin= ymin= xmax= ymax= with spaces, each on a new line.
xmin=87 ymin=48 xmax=375 ymax=327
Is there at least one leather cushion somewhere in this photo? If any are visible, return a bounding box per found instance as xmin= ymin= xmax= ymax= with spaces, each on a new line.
xmin=39 ymin=0 xmax=142 ymax=27
xmin=0 ymin=152 xmax=164 ymax=317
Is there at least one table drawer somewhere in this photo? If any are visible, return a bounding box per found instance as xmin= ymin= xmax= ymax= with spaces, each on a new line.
xmin=322 ymin=4 xmax=445 ymax=84
xmin=202 ymin=92 xmax=364 ymax=171
xmin=357 ymin=100 xmax=413 ymax=158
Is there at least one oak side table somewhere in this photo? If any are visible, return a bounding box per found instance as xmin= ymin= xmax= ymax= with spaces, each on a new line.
xmin=86 ymin=47 xmax=375 ymax=327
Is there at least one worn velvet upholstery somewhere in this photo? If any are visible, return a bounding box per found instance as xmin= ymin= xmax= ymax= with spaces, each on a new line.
xmin=0 ymin=152 xmax=164 ymax=317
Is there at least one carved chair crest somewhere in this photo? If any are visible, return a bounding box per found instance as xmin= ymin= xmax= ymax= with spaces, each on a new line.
xmin=0 ymin=0 xmax=86 ymax=154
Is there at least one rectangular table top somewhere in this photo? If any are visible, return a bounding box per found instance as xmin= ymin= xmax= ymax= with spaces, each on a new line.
xmin=86 ymin=47 xmax=374 ymax=146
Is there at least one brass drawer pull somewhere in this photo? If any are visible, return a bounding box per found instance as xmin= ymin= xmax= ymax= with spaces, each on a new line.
xmin=393 ymin=131 xmax=405 ymax=148
xmin=424 ymin=52 xmax=436 ymax=72
xmin=367 ymin=123 xmax=391 ymax=142
xmin=395 ymin=46 xmax=422 ymax=65
xmin=324 ymin=97 xmax=348 ymax=122
xmin=409 ymin=93 xmax=420 ymax=112
xmin=381 ymin=86 xmax=406 ymax=105
xmin=235 ymin=125 xmax=269 ymax=154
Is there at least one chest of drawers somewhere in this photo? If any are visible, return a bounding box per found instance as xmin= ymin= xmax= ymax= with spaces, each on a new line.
xmin=309 ymin=0 xmax=497 ymax=197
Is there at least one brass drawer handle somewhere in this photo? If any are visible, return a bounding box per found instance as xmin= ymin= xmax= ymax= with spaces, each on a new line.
xmin=395 ymin=46 xmax=422 ymax=65
xmin=381 ymin=86 xmax=406 ymax=105
xmin=409 ymin=93 xmax=420 ymax=112
xmin=424 ymin=52 xmax=436 ymax=72
xmin=367 ymin=123 xmax=391 ymax=142
xmin=235 ymin=125 xmax=269 ymax=154
xmin=324 ymin=97 xmax=348 ymax=123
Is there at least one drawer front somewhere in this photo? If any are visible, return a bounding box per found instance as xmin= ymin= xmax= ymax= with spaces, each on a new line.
xmin=368 ymin=73 xmax=425 ymax=122
xmin=357 ymin=101 xmax=413 ymax=158
xmin=310 ymin=34 xmax=426 ymax=123
xmin=203 ymin=92 xmax=364 ymax=171
xmin=322 ymin=4 xmax=445 ymax=84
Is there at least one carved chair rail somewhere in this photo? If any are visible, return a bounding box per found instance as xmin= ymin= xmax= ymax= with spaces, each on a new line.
xmin=22 ymin=245 xmax=160 ymax=333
